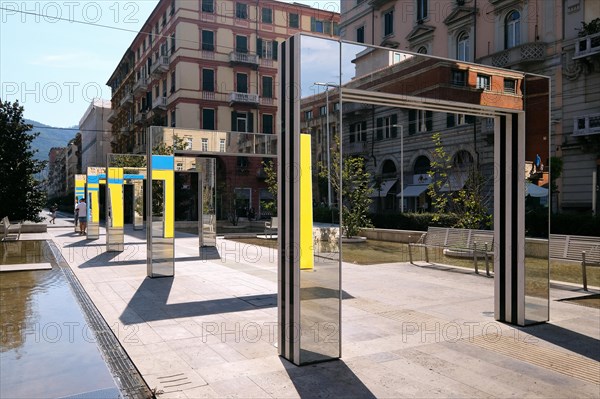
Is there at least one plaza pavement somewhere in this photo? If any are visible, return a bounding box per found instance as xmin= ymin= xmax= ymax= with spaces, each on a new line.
xmin=44 ymin=216 xmax=600 ymax=398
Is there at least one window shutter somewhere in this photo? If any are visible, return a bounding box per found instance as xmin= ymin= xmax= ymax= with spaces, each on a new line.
xmin=376 ymin=118 xmax=383 ymax=140
xmin=231 ymin=111 xmax=237 ymax=132
xmin=408 ymin=109 xmax=416 ymax=135
xmin=310 ymin=17 xmax=316 ymax=31
xmin=349 ymin=123 xmax=356 ymax=143
xmin=248 ymin=112 xmax=254 ymax=133
xmin=256 ymin=38 xmax=263 ymax=57
xmin=447 ymin=113 xmax=455 ymax=128
xmin=272 ymin=41 xmax=278 ymax=60
xmin=426 ymin=111 xmax=433 ymax=131
xmin=465 ymin=115 xmax=475 ymax=124
xmin=391 ymin=114 xmax=398 ymax=138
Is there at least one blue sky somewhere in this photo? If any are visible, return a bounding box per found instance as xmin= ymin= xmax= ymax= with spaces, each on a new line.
xmin=0 ymin=0 xmax=340 ymax=127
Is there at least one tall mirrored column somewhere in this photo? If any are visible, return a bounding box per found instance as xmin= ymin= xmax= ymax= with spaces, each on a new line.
xmin=74 ymin=174 xmax=86 ymax=233
xmin=106 ymin=167 xmax=124 ymax=252
xmin=198 ymin=158 xmax=217 ymax=247
xmin=86 ymin=167 xmax=105 ymax=240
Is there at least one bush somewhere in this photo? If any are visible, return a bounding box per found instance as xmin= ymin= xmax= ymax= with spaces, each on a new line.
xmin=369 ymin=212 xmax=461 ymax=231
xmin=313 ymin=205 xmax=339 ymax=224
xmin=551 ymin=212 xmax=600 ymax=236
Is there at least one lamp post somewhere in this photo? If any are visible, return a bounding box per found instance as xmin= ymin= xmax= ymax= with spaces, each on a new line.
xmin=314 ymin=82 xmax=338 ymax=208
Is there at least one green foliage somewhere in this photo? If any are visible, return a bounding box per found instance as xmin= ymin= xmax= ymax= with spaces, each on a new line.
xmin=578 ymin=17 xmax=600 ymax=37
xmin=369 ymin=212 xmax=460 ymax=231
xmin=261 ymin=159 xmax=277 ymax=215
xmin=427 ymin=133 xmax=492 ymax=229
xmin=319 ymin=134 xmax=373 ymax=237
xmin=0 ymin=100 xmax=47 ymax=222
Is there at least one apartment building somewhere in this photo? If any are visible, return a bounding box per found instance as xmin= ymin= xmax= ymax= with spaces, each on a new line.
xmin=79 ymin=99 xmax=112 ymax=173
xmin=47 ymin=147 xmax=67 ymax=200
xmin=338 ymin=0 xmax=600 ymax=213
xmin=107 ymin=0 xmax=339 ymax=218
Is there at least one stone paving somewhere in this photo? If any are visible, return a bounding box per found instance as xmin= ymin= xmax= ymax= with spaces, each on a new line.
xmin=43 ymin=217 xmax=600 ymax=398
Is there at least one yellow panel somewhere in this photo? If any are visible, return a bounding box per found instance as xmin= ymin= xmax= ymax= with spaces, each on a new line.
xmin=108 ymin=168 xmax=124 ymax=228
xmin=300 ymin=134 xmax=314 ymax=270
xmin=152 ymin=169 xmax=175 ymax=239
xmin=89 ymin=189 xmax=99 ymax=223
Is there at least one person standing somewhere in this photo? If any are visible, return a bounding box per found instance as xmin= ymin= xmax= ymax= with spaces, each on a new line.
xmin=76 ymin=198 xmax=87 ymax=235
xmin=49 ymin=203 xmax=58 ymax=224
xmin=74 ymin=200 xmax=79 ymax=227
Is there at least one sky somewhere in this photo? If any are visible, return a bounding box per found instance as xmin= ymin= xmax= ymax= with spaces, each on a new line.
xmin=0 ymin=0 xmax=341 ymax=128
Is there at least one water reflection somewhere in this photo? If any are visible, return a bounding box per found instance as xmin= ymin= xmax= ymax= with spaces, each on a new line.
xmin=0 ymin=241 xmax=118 ymax=398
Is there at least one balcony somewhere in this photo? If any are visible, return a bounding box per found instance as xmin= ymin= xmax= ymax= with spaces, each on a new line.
xmin=345 ymin=141 xmax=369 ymax=154
xmin=132 ymin=77 xmax=148 ymax=95
xmin=478 ymin=42 xmax=546 ymax=68
xmin=120 ymin=125 xmax=130 ymax=134
xmin=573 ymin=32 xmax=600 ymax=60
xmin=120 ymin=92 xmax=133 ymax=107
xmin=107 ymin=109 xmax=117 ymax=123
xmin=149 ymin=56 xmax=169 ymax=76
xmin=573 ymin=113 xmax=600 ymax=137
xmin=152 ymin=96 xmax=167 ymax=110
xmin=229 ymin=92 xmax=259 ymax=105
xmin=229 ymin=51 xmax=259 ymax=67
xmin=134 ymin=112 xmax=146 ymax=125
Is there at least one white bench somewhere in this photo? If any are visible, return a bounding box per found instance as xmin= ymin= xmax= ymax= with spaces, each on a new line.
xmin=1 ymin=216 xmax=22 ymax=241
xmin=550 ymin=234 xmax=600 ymax=291
xmin=265 ymin=217 xmax=278 ymax=239
xmin=409 ymin=226 xmax=494 ymax=275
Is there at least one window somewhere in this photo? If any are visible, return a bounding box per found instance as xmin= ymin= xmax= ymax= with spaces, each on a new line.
xmin=451 ymin=69 xmax=466 ymax=86
xmin=155 ymin=22 xmax=159 ymax=35
xmin=376 ymin=114 xmax=398 ymax=140
xmin=505 ymin=10 xmax=521 ymax=49
xmin=476 ymin=74 xmax=491 ymax=91
xmin=262 ymin=76 xmax=273 ymax=98
xmin=170 ymin=0 xmax=175 ymax=16
xmin=236 ymin=112 xmax=248 ymax=132
xmin=149 ymin=32 xmax=153 ymax=46
xmin=457 ymin=31 xmax=469 ymax=61
xmin=219 ymin=138 xmax=226 ymax=152
xmin=311 ymin=17 xmax=324 ymax=33
xmin=202 ymin=0 xmax=213 ymax=13
xmin=416 ymin=0 xmax=428 ymax=21
xmin=262 ymin=7 xmax=272 ymax=24
xmin=319 ymin=105 xmax=327 ymax=116
xmin=453 ymin=150 xmax=474 ymax=169
xmin=289 ymin=13 xmax=299 ymax=28
xmin=262 ymin=114 xmax=273 ymax=134
xmin=162 ymin=12 xmax=166 ymax=27
xmin=504 ymin=79 xmax=516 ymax=94
xmin=417 ymin=46 xmax=427 ymax=54
xmin=349 ymin=121 xmax=367 ymax=143
xmin=236 ymin=73 xmax=248 ymax=93
xmin=357 ymin=26 xmax=365 ymax=43
xmin=170 ymin=110 xmax=176 ymax=127
xmin=383 ymin=9 xmax=394 ymax=36
xmin=257 ymin=39 xmax=278 ymax=60
xmin=447 ymin=113 xmax=468 ymax=128
xmin=202 ymin=108 xmax=215 ymax=130
xmin=414 ymin=156 xmax=430 ymax=175
xmin=202 ymin=30 xmax=214 ymax=51
xmin=184 ymin=137 xmax=192 ymax=150
xmin=202 ymin=69 xmax=214 ymax=92
xmin=408 ymin=109 xmax=432 ymax=134
xmin=236 ymin=3 xmax=248 ymax=19
xmin=305 ymin=110 xmax=313 ymax=120
xmin=162 ymin=78 xmax=167 ymax=97
xmin=170 ymin=34 xmax=176 ymax=54
xmin=235 ymin=35 xmax=248 ymax=53
xmin=170 ymin=71 xmax=175 ymax=93
xmin=201 ymin=138 xmax=208 ymax=151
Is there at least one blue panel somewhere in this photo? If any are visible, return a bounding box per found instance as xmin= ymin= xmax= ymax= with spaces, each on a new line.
xmin=88 ymin=175 xmax=100 ymax=184
xmin=152 ymin=155 xmax=174 ymax=171
xmin=108 ymin=178 xmax=124 ymax=185
xmin=124 ymin=174 xmax=145 ymax=180
xmin=99 ymin=174 xmax=106 ymax=179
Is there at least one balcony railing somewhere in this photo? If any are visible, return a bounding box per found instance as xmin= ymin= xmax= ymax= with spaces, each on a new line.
xmin=479 ymin=42 xmax=546 ymax=68
xmin=149 ymin=56 xmax=169 ymax=76
xmin=119 ymin=92 xmax=133 ymax=107
xmin=574 ymin=32 xmax=600 ymax=60
xmin=229 ymin=51 xmax=259 ymax=66
xmin=229 ymin=92 xmax=259 ymax=104
xmin=134 ymin=112 xmax=146 ymax=125
xmin=573 ymin=113 xmax=600 ymax=137
xmin=152 ymin=96 xmax=167 ymax=110
xmin=132 ymin=77 xmax=148 ymax=95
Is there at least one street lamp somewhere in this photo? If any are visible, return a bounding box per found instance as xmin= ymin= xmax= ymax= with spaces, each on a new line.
xmin=314 ymin=82 xmax=338 ymax=208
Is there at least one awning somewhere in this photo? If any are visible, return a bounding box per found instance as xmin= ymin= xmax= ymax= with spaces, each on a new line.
xmin=526 ymin=182 xmax=548 ymax=198
xmin=397 ymin=184 xmax=429 ymax=197
xmin=369 ymin=180 xmax=397 ymax=197
xmin=440 ymin=172 xmax=469 ymax=192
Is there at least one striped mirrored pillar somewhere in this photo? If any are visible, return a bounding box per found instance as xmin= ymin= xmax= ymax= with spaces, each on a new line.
xmin=86 ymin=167 xmax=105 ymax=240
xmin=74 ymin=174 xmax=86 ymax=232
xmin=106 ymin=167 xmax=124 ymax=252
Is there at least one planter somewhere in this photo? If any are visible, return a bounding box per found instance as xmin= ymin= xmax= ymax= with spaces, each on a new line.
xmin=342 ymin=236 xmax=367 ymax=243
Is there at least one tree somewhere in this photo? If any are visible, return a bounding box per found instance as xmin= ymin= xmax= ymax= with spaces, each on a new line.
xmin=427 ymin=132 xmax=492 ymax=229
xmin=0 ymin=100 xmax=47 ymax=222
xmin=261 ymin=159 xmax=277 ymax=215
xmin=319 ymin=133 xmax=373 ymax=237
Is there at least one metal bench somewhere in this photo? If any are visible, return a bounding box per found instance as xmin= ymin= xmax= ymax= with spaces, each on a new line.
xmin=1 ymin=216 xmax=22 ymax=241
xmin=264 ymin=217 xmax=278 ymax=239
xmin=409 ymin=226 xmax=494 ymax=275
xmin=550 ymin=234 xmax=600 ymax=291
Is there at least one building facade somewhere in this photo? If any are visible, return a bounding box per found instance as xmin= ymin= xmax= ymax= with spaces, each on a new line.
xmin=47 ymin=147 xmax=67 ymax=200
xmin=79 ymin=99 xmax=112 ymax=172
xmin=339 ymin=0 xmax=600 ymax=213
xmin=106 ymin=0 xmax=340 ymax=219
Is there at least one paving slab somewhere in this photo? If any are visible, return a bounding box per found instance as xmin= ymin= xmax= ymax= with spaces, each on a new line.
xmin=44 ymin=223 xmax=600 ymax=398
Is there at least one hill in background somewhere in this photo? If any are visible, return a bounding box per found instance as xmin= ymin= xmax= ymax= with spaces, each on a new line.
xmin=26 ymin=119 xmax=77 ymax=161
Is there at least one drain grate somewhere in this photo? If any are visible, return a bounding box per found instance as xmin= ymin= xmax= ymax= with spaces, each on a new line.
xmin=48 ymin=240 xmax=153 ymax=399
